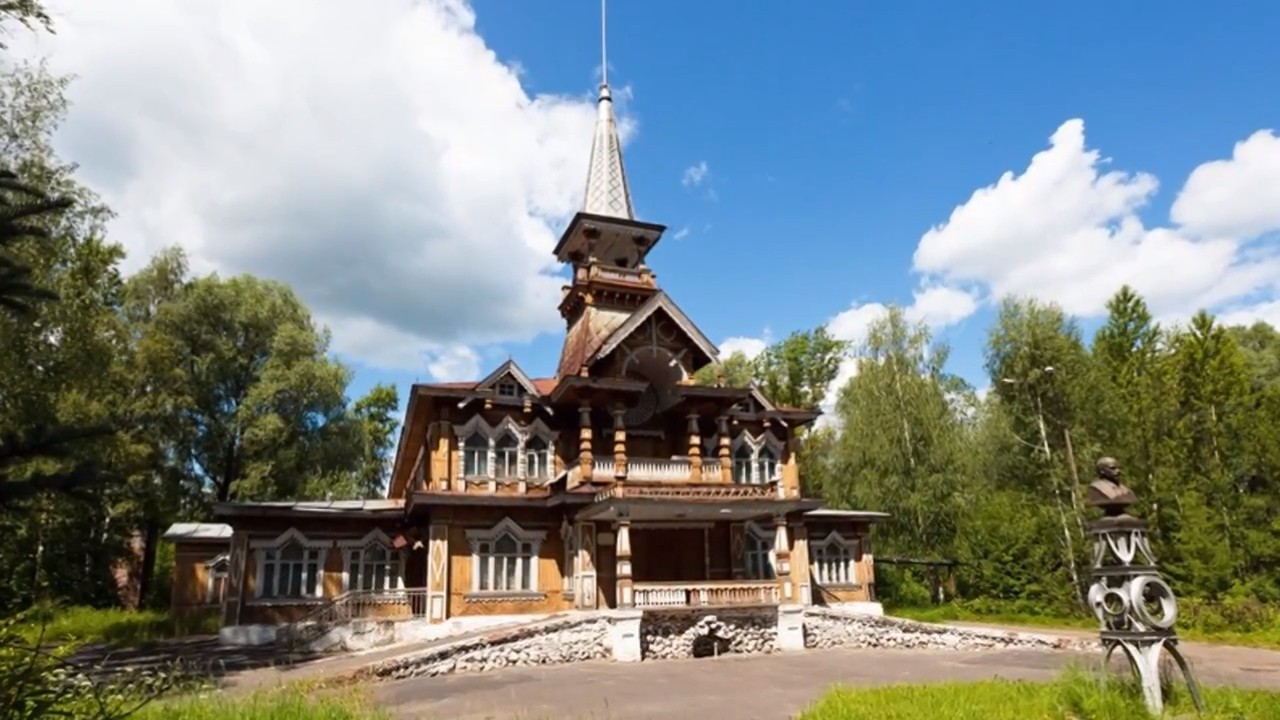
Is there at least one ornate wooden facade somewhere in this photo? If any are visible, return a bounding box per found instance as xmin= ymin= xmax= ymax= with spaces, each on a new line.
xmin=166 ymin=70 xmax=887 ymax=637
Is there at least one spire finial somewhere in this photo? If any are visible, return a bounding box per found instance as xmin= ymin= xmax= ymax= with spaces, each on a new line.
xmin=600 ymin=0 xmax=608 ymax=88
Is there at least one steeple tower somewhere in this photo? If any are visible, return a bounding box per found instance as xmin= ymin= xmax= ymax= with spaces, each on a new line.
xmin=581 ymin=83 xmax=634 ymax=219
xmin=553 ymin=0 xmax=673 ymax=378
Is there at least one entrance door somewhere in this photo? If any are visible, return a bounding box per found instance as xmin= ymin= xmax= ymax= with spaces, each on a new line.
xmin=597 ymin=532 xmax=617 ymax=609
xmin=631 ymin=527 xmax=707 ymax=581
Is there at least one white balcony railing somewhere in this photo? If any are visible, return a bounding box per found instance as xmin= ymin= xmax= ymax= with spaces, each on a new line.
xmin=627 ymin=457 xmax=692 ymax=481
xmin=633 ymin=581 xmax=781 ymax=609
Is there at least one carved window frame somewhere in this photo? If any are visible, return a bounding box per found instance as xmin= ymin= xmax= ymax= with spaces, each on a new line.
xmin=729 ymin=430 xmax=785 ymax=484
xmin=338 ymin=529 xmax=405 ymax=593
xmin=205 ymin=553 xmax=230 ymax=605
xmin=465 ymin=518 xmax=546 ymax=596
xmin=453 ymin=416 xmax=559 ymax=480
xmin=250 ymin=529 xmax=329 ymax=602
xmin=810 ymin=531 xmax=858 ymax=587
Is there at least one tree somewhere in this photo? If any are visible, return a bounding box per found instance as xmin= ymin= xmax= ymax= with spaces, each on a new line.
xmin=828 ymin=306 xmax=973 ymax=559
xmin=692 ymin=350 xmax=756 ymax=387
xmin=754 ymin=326 xmax=849 ymax=411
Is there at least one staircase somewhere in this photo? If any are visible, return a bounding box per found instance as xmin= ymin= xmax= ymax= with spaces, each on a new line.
xmin=278 ymin=588 xmax=429 ymax=652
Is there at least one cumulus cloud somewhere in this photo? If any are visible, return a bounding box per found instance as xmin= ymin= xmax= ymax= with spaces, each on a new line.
xmin=719 ymin=336 xmax=768 ymax=360
xmin=19 ymin=0 xmax=624 ymax=377
xmin=912 ymin=119 xmax=1280 ymax=322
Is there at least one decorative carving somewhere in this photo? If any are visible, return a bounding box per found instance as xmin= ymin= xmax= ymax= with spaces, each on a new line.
xmin=687 ymin=413 xmax=702 ymax=482
xmin=1086 ymin=457 xmax=1203 ymax=715
xmin=613 ymin=404 xmax=627 ymax=479
xmin=578 ymin=404 xmax=594 ymax=479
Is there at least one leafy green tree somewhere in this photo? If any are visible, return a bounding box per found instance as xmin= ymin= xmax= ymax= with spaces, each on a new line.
xmin=754 ymin=326 xmax=848 ymax=411
xmin=828 ymin=306 xmax=972 ymax=559
xmin=692 ymin=350 xmax=756 ymax=387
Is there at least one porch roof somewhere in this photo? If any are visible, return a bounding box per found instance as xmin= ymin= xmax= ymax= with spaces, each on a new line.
xmin=212 ymin=499 xmax=405 ymax=519
xmin=804 ymin=508 xmax=891 ymax=522
xmin=575 ymin=483 xmax=823 ymax=522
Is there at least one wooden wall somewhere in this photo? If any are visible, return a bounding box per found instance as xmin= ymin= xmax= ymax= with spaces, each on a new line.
xmin=171 ymin=541 xmax=228 ymax=618
xmin=806 ymin=519 xmax=876 ymax=604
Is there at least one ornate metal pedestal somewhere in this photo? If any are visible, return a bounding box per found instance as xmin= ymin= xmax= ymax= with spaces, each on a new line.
xmin=1085 ymin=458 xmax=1205 ymax=715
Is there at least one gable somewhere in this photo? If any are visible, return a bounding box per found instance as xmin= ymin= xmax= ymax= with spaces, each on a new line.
xmin=589 ymin=292 xmax=719 ymax=379
xmin=476 ymin=359 xmax=538 ymax=399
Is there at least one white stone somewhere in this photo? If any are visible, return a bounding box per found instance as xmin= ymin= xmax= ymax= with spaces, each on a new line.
xmin=776 ymin=604 xmax=805 ymax=652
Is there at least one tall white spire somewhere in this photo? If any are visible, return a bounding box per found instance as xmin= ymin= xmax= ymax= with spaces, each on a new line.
xmin=581 ymin=0 xmax=634 ymax=220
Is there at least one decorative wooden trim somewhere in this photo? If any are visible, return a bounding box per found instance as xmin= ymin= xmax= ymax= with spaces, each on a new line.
xmin=463 ymin=591 xmax=547 ymax=603
xmin=465 ymin=518 xmax=547 ymax=593
xmin=575 ymin=522 xmax=598 ymax=609
xmin=426 ymin=523 xmax=449 ymax=623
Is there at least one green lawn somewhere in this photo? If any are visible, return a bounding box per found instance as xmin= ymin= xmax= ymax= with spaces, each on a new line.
xmin=889 ymin=601 xmax=1280 ymax=651
xmin=798 ymin=672 xmax=1280 ymax=720
xmin=134 ymin=688 xmax=385 ymax=720
xmin=14 ymin=605 xmax=219 ymax=647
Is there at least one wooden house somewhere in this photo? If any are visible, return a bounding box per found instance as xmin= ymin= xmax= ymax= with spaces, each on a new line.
xmin=166 ymin=77 xmax=886 ymax=645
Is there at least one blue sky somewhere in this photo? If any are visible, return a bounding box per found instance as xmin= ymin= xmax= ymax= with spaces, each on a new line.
xmin=24 ymin=0 xmax=1280 ymax=415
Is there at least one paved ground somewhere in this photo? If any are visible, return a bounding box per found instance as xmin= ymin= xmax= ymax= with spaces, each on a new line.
xmin=373 ymin=641 xmax=1280 ymax=720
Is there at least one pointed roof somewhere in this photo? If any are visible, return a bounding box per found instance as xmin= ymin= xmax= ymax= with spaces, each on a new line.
xmin=476 ymin=359 xmax=538 ymax=395
xmin=591 ymin=291 xmax=720 ymax=366
xmin=582 ymin=84 xmax=634 ymax=220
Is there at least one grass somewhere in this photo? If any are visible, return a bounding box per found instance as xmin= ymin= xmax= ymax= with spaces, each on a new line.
xmin=13 ymin=605 xmax=220 ymax=647
xmin=889 ymin=599 xmax=1280 ymax=650
xmin=798 ymin=670 xmax=1280 ymax=720
xmin=134 ymin=687 xmax=386 ymax=720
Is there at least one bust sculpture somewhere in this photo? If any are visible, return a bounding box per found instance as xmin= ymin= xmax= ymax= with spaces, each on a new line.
xmin=1086 ymin=456 xmax=1137 ymax=517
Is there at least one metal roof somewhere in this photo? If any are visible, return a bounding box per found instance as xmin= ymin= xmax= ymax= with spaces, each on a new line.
xmin=213 ymin=498 xmax=405 ymax=516
xmin=162 ymin=522 xmax=232 ymax=541
xmin=804 ymin=509 xmax=891 ymax=521
xmin=582 ymin=84 xmax=634 ymax=220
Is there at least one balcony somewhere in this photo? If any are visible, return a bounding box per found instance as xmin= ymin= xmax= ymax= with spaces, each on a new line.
xmin=633 ymin=580 xmax=780 ymax=609
xmin=566 ymin=456 xmax=741 ymax=485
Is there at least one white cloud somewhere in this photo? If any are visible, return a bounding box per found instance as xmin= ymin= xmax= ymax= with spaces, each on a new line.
xmin=1216 ymin=299 xmax=1280 ymax=330
xmin=423 ymin=345 xmax=482 ymax=382
xmin=719 ymin=336 xmax=768 ymax=360
xmin=1172 ymin=129 xmax=1280 ymax=240
xmin=19 ymin=0 xmax=626 ymax=373
xmin=682 ymin=160 xmax=710 ymax=187
xmin=911 ymin=119 xmax=1280 ymax=322
xmin=673 ymin=226 xmax=691 ymax=241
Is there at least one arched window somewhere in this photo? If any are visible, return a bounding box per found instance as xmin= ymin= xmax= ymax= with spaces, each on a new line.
xmin=757 ymin=446 xmax=778 ymax=483
xmin=811 ymin=532 xmax=857 ymax=586
xmin=259 ymin=540 xmax=323 ymax=599
xmin=744 ymin=525 xmax=775 ymax=580
xmin=733 ymin=444 xmax=754 ymax=484
xmin=463 ymin=433 xmax=489 ymax=476
xmin=494 ymin=433 xmax=519 ymax=477
xmin=526 ymin=436 xmax=551 ymax=479
xmin=346 ymin=542 xmax=403 ymax=592
xmin=467 ymin=518 xmax=546 ymax=594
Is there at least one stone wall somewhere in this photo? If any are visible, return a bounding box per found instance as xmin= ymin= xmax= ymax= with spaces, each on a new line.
xmin=640 ymin=609 xmax=777 ymax=660
xmin=803 ymin=608 xmax=1096 ymax=652
xmin=366 ymin=614 xmax=612 ymax=680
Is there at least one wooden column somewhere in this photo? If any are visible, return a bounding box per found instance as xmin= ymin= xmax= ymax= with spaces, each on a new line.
xmin=426 ymin=522 xmax=450 ymax=623
xmin=221 ymin=530 xmax=249 ymax=627
xmin=431 ymin=420 xmax=453 ymax=491
xmin=687 ymin=413 xmax=702 ymax=482
xmin=782 ymin=428 xmax=800 ymax=498
xmin=716 ymin=415 xmax=731 ymax=483
xmin=616 ymin=516 xmax=634 ymax=608
xmin=773 ymin=515 xmax=793 ymax=602
xmin=612 ymin=403 xmax=627 ymax=479
xmin=576 ymin=522 xmax=598 ymax=609
xmin=578 ymin=403 xmax=594 ymax=481
xmin=791 ymin=523 xmax=812 ymax=605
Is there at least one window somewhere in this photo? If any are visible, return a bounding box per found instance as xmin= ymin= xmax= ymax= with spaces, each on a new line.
xmin=744 ymin=526 xmax=775 ymax=580
xmin=467 ymin=518 xmax=546 ymax=594
xmin=757 ymin=447 xmax=778 ymax=483
xmin=811 ymin=533 xmax=857 ymax=586
xmin=496 ymin=379 xmax=519 ymax=397
xmin=463 ymin=433 xmax=489 ymax=476
xmin=206 ymin=556 xmax=229 ymax=605
xmin=526 ymin=436 xmax=551 ymax=479
xmin=346 ymin=543 xmax=402 ymax=591
xmin=259 ymin=541 xmax=323 ymax=599
xmin=494 ymin=433 xmax=519 ymax=477
xmin=733 ymin=444 xmax=754 ymax=484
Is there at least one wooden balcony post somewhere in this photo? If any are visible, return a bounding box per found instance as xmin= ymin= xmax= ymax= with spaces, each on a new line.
xmin=791 ymin=523 xmax=812 ymax=605
xmin=616 ymin=515 xmax=634 ymax=608
xmin=578 ymin=404 xmax=593 ymax=480
xmin=612 ymin=403 xmax=627 ymax=479
xmin=773 ymin=515 xmax=793 ymax=602
xmin=687 ymin=413 xmax=702 ymax=482
xmin=426 ymin=522 xmax=450 ymax=623
xmin=716 ymin=415 xmax=731 ymax=483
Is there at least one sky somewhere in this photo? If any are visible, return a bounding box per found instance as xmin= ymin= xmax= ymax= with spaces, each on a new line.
xmin=13 ymin=0 xmax=1280 ymax=419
